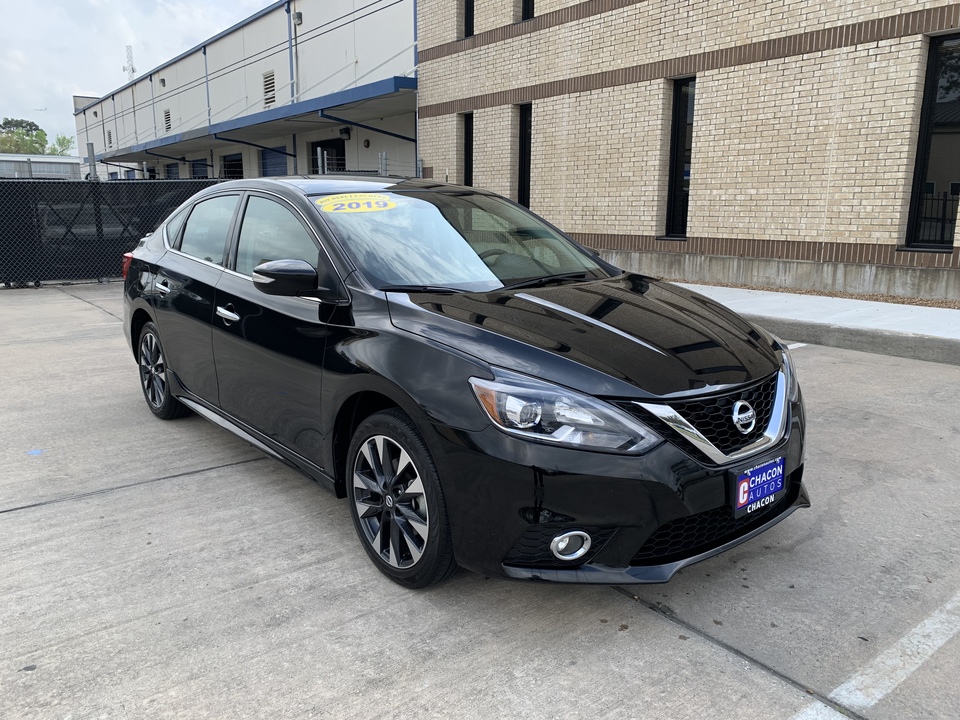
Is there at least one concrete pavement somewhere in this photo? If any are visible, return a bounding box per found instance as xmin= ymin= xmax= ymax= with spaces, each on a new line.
xmin=680 ymin=283 xmax=960 ymax=366
xmin=2 ymin=282 xmax=960 ymax=719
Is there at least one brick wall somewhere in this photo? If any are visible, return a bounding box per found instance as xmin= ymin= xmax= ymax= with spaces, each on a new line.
xmin=417 ymin=115 xmax=462 ymax=184
xmin=474 ymin=0 xmax=514 ymax=34
xmin=691 ymin=36 xmax=927 ymax=244
xmin=529 ymin=83 xmax=672 ymax=233
xmin=417 ymin=0 xmax=459 ymax=50
xmin=474 ymin=106 xmax=520 ymax=200
xmin=416 ymin=0 xmax=960 ymax=292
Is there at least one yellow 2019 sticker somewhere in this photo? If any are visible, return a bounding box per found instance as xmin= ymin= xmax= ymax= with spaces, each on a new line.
xmin=316 ymin=193 xmax=397 ymax=213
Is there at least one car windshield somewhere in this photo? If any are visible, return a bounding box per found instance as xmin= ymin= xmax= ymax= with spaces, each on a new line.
xmin=312 ymin=191 xmax=611 ymax=292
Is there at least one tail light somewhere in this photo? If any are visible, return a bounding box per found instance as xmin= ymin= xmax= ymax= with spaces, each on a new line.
xmin=121 ymin=252 xmax=134 ymax=279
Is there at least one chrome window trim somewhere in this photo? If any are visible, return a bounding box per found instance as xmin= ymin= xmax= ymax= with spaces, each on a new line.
xmin=158 ymin=185 xmax=349 ymax=305
xmin=231 ymin=188 xmax=347 ymax=288
xmin=165 ymin=247 xmax=227 ymax=271
xmin=633 ymin=371 xmax=787 ymax=465
xmin=162 ymin=191 xmax=239 ymax=251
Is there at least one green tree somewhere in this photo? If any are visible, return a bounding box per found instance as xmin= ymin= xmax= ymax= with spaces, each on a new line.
xmin=0 ymin=117 xmax=42 ymax=134
xmin=0 ymin=117 xmax=49 ymax=154
xmin=46 ymin=133 xmax=76 ymax=156
xmin=0 ymin=118 xmax=77 ymax=155
xmin=0 ymin=128 xmax=48 ymax=154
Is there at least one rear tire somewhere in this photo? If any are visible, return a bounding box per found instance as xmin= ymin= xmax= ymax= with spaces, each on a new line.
xmin=137 ymin=322 xmax=190 ymax=420
xmin=347 ymin=409 xmax=458 ymax=588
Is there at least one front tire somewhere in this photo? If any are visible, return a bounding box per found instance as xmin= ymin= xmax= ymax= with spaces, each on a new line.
xmin=137 ymin=322 xmax=189 ymax=420
xmin=347 ymin=409 xmax=458 ymax=588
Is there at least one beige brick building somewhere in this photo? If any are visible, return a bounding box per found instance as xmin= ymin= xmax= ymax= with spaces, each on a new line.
xmin=416 ymin=1 xmax=960 ymax=299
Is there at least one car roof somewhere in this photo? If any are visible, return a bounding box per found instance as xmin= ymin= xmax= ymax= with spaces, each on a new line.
xmin=208 ymin=176 xmax=491 ymax=196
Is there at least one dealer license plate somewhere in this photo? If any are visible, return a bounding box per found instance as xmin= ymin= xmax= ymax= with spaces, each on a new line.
xmin=733 ymin=456 xmax=785 ymax=519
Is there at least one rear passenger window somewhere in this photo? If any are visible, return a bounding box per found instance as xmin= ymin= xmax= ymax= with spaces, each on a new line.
xmin=163 ymin=207 xmax=189 ymax=246
xmin=235 ymin=196 xmax=320 ymax=277
xmin=178 ymin=195 xmax=238 ymax=265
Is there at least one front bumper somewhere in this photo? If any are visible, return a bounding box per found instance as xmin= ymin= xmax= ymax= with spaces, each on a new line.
xmin=502 ymin=481 xmax=809 ymax=583
xmin=426 ymin=394 xmax=808 ymax=583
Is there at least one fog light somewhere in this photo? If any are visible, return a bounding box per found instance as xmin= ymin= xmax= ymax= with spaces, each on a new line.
xmin=550 ymin=530 xmax=592 ymax=561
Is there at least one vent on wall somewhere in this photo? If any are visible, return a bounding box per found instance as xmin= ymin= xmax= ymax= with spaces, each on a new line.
xmin=263 ymin=70 xmax=276 ymax=106
xmin=107 ymin=130 xmax=113 ymax=147
xmin=163 ymin=109 xmax=172 ymax=133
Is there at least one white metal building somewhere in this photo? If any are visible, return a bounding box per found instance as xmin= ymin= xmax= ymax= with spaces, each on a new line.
xmin=74 ymin=0 xmax=417 ymax=180
xmin=0 ymin=154 xmax=82 ymax=180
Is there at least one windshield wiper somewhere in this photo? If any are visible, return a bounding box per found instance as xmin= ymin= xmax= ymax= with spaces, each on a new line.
xmin=498 ymin=271 xmax=588 ymax=291
xmin=379 ymin=284 xmax=468 ymax=294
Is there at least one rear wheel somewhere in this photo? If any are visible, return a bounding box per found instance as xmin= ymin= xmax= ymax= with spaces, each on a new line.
xmin=347 ymin=409 xmax=457 ymax=588
xmin=137 ymin=322 xmax=189 ymax=420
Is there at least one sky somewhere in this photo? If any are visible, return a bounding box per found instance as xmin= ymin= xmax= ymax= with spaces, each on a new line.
xmin=0 ymin=0 xmax=274 ymax=152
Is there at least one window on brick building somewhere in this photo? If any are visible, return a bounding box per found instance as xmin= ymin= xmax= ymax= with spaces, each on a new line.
xmin=521 ymin=0 xmax=534 ymax=21
xmin=462 ymin=113 xmax=474 ymax=187
xmin=517 ymin=104 xmax=532 ymax=208
xmin=907 ymin=34 xmax=960 ymax=248
xmin=463 ymin=0 xmax=474 ymax=38
xmin=665 ymin=77 xmax=696 ymax=238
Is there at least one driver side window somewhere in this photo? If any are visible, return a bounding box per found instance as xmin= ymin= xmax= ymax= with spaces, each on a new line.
xmin=235 ymin=196 xmax=321 ymax=277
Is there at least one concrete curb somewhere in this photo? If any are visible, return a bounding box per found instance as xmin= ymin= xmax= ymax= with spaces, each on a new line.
xmin=742 ymin=314 xmax=960 ymax=367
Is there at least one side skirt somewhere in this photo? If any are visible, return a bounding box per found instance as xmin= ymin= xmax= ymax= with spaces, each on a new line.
xmin=176 ymin=396 xmax=338 ymax=495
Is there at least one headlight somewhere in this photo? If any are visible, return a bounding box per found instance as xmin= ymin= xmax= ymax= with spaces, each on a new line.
xmin=469 ymin=369 xmax=663 ymax=454
xmin=774 ymin=337 xmax=800 ymax=401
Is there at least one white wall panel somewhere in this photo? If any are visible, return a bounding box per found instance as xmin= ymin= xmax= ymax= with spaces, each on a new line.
xmin=207 ymin=31 xmax=249 ymax=124
xmin=77 ymin=0 xmax=417 ymax=176
xmin=133 ymin=78 xmax=157 ymax=142
xmin=352 ymin=1 xmax=415 ymax=86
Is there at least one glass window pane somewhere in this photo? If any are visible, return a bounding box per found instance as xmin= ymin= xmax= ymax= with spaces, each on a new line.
xmin=179 ymin=195 xmax=238 ymax=264
xmin=667 ymin=78 xmax=696 ymax=237
xmin=236 ymin=196 xmax=319 ymax=276
xmin=910 ymin=35 xmax=960 ymax=246
xmin=314 ymin=192 xmax=608 ymax=291
xmin=164 ymin=206 xmax=189 ymax=245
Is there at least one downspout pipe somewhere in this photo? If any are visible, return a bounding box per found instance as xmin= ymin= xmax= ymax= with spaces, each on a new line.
xmin=285 ymin=2 xmax=296 ymax=101
xmin=203 ymin=46 xmax=212 ymax=126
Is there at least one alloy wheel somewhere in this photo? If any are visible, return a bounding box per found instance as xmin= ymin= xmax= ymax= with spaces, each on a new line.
xmin=139 ymin=332 xmax=166 ymax=409
xmin=352 ymin=435 xmax=430 ymax=569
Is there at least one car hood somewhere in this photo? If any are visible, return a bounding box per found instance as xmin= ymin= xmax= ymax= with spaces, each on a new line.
xmin=386 ymin=273 xmax=780 ymax=400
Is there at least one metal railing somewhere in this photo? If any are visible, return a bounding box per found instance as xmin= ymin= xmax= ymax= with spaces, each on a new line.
xmin=317 ymin=151 xmax=420 ymax=178
xmin=0 ymin=179 xmax=219 ymax=287
xmin=912 ymin=192 xmax=959 ymax=248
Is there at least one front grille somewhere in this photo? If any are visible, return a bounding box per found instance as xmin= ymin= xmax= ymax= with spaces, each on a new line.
xmin=625 ymin=373 xmax=779 ymax=461
xmin=671 ymin=374 xmax=778 ymax=453
xmin=503 ymin=525 xmax=617 ymax=568
xmin=630 ymin=477 xmax=800 ymax=566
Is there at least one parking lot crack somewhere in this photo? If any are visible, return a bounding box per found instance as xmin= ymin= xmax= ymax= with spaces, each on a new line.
xmin=0 ymin=457 xmax=267 ymax=515
xmin=611 ymin=586 xmax=869 ymax=720
xmin=55 ymin=285 xmax=123 ymax=321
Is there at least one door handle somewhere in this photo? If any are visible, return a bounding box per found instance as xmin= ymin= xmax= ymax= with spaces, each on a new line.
xmin=155 ymin=280 xmax=172 ymax=294
xmin=216 ymin=304 xmax=241 ymax=324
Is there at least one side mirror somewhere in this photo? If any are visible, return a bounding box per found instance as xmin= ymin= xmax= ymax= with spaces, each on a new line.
xmin=252 ymin=259 xmax=345 ymax=303
xmin=252 ymin=259 xmax=318 ymax=296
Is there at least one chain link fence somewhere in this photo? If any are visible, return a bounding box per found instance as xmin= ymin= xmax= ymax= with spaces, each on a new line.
xmin=0 ymin=179 xmax=219 ymax=287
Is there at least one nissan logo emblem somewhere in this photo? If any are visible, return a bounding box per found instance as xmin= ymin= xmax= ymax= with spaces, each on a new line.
xmin=731 ymin=400 xmax=756 ymax=434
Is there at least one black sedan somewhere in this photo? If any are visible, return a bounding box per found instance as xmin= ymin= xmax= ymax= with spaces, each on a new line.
xmin=122 ymin=177 xmax=808 ymax=588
